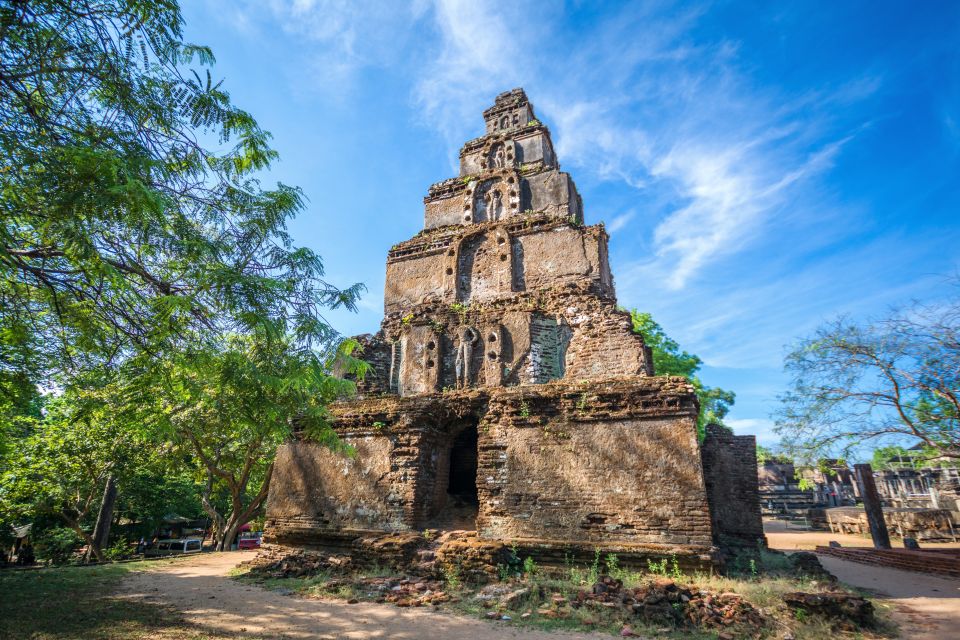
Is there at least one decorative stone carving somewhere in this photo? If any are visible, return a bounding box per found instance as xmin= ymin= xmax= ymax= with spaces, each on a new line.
xmin=454 ymin=325 xmax=479 ymax=388
xmin=483 ymin=324 xmax=505 ymax=386
xmin=493 ymin=144 xmax=505 ymax=169
xmin=489 ymin=188 xmax=503 ymax=221
xmin=264 ymin=88 xmax=746 ymax=574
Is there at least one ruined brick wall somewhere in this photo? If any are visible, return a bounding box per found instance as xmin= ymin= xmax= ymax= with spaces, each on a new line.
xmin=268 ymin=438 xmax=401 ymax=532
xmin=700 ymin=424 xmax=766 ymax=547
xmin=476 ymin=378 xmax=713 ymax=548
xmin=266 ymin=394 xmax=487 ymax=546
xmin=384 ymin=217 xmax=611 ymax=314
xmin=268 ymin=378 xmax=716 ymax=553
xmin=265 ymin=88 xmax=727 ymax=563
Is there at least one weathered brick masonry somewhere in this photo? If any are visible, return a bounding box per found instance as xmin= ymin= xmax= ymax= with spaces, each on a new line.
xmin=265 ymin=89 xmax=759 ymax=569
xmin=701 ymin=424 xmax=766 ymax=548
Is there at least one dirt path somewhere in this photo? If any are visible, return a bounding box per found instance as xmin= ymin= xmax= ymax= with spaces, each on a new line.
xmin=119 ymin=552 xmax=611 ymax=640
xmin=119 ymin=543 xmax=960 ymax=639
xmin=817 ymin=555 xmax=960 ymax=640
xmin=764 ymin=524 xmax=960 ymax=640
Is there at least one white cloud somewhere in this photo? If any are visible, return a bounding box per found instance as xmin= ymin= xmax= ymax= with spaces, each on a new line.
xmin=412 ymin=0 xmax=535 ymax=157
xmin=645 ymin=135 xmax=849 ymax=289
xmin=211 ymin=1 xmax=877 ymax=290
xmin=606 ymin=211 xmax=635 ymax=233
xmin=725 ymin=418 xmax=778 ymax=443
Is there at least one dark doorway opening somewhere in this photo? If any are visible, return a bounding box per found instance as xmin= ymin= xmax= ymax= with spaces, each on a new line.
xmin=427 ymin=422 xmax=479 ymax=531
xmin=448 ymin=425 xmax=479 ymax=506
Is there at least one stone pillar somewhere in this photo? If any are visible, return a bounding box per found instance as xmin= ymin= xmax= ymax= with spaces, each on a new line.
xmin=854 ymin=463 xmax=891 ymax=550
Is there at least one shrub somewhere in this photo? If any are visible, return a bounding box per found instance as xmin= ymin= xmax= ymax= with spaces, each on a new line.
xmin=33 ymin=527 xmax=82 ymax=565
xmin=104 ymin=538 xmax=134 ymax=561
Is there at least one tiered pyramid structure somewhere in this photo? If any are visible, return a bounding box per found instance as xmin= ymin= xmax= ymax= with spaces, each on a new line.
xmin=264 ymin=90 xmax=764 ymax=567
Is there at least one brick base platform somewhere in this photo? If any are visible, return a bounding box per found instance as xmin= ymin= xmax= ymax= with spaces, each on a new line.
xmin=815 ymin=545 xmax=960 ymax=578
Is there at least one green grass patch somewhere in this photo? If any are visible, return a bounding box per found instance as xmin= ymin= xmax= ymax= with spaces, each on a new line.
xmin=0 ymin=559 xmax=252 ymax=640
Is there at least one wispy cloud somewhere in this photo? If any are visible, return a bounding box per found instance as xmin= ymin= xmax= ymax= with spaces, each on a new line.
xmin=606 ymin=211 xmax=635 ymax=234
xmin=725 ymin=418 xmax=778 ymax=444
xmin=645 ymin=135 xmax=850 ymax=289
xmin=219 ymin=1 xmax=867 ymax=293
xmin=411 ymin=0 xmax=543 ymax=156
xmin=220 ymin=0 xmax=428 ymax=94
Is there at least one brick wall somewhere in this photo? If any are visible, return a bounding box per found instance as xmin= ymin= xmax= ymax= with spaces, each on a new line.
xmin=700 ymin=424 xmax=766 ymax=548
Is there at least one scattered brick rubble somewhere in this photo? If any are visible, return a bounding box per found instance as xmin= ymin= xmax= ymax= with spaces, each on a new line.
xmin=563 ymin=576 xmax=766 ymax=631
xmin=245 ymin=546 xmax=771 ymax=634
xmin=782 ymin=591 xmax=875 ymax=630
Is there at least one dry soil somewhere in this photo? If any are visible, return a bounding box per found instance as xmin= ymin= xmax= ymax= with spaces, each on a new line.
xmin=119 ymin=551 xmax=611 ymax=640
xmin=765 ymin=520 xmax=960 ymax=640
xmin=119 ymin=536 xmax=960 ymax=640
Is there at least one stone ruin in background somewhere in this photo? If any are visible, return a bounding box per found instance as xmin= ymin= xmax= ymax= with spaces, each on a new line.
xmin=264 ymin=89 xmax=764 ymax=570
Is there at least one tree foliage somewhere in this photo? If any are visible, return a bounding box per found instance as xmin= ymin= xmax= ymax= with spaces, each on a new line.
xmin=0 ymin=385 xmax=150 ymax=561
xmin=117 ymin=333 xmax=363 ymax=550
xmin=0 ymin=1 xmax=366 ymax=561
xmin=629 ymin=311 xmax=736 ymax=435
xmin=756 ymin=445 xmax=791 ymax=466
xmin=776 ymin=286 xmax=960 ymax=462
xmin=0 ymin=0 xmax=362 ymax=397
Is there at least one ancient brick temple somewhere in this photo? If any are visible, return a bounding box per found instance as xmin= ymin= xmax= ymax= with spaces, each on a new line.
xmin=265 ymin=89 xmax=762 ymax=568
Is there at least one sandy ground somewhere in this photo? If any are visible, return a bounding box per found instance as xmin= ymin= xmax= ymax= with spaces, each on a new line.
xmin=764 ymin=521 xmax=960 ymax=640
xmin=119 ymin=534 xmax=960 ymax=640
xmin=119 ymin=552 xmax=612 ymax=640
xmin=764 ymin=518 xmax=960 ymax=551
xmin=818 ymin=555 xmax=960 ymax=640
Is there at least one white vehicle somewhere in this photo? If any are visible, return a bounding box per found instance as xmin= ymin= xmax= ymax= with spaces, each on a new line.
xmin=145 ymin=538 xmax=203 ymax=556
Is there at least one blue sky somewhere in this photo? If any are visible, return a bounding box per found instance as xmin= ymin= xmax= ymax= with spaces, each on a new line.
xmin=183 ymin=1 xmax=960 ymax=449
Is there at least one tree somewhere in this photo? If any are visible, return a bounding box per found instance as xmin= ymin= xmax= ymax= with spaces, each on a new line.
xmin=776 ymin=287 xmax=960 ymax=462
xmin=119 ymin=332 xmax=363 ymax=551
xmin=0 ymin=0 xmax=362 ymax=404
xmin=870 ymin=446 xmax=917 ymax=470
xmin=0 ymin=1 xmax=367 ymax=557
xmin=0 ymin=388 xmax=148 ymax=562
xmin=630 ymin=311 xmax=736 ymax=436
xmin=756 ymin=445 xmax=791 ymax=465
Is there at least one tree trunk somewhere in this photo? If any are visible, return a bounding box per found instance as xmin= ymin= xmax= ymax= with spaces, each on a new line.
xmin=86 ymin=474 xmax=118 ymax=563
xmin=63 ymin=517 xmax=103 ymax=563
xmin=216 ymin=462 xmax=274 ymax=552
xmin=219 ymin=518 xmax=240 ymax=552
xmin=200 ymin=473 xmax=226 ymax=550
xmin=855 ymin=463 xmax=892 ymax=550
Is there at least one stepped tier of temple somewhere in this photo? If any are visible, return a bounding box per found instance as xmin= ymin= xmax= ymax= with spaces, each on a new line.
xmin=264 ymin=89 xmax=764 ymax=569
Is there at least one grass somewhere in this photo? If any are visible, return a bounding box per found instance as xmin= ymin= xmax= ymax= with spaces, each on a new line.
xmin=0 ymin=558 xmax=259 ymax=640
xmin=237 ymin=550 xmax=899 ymax=640
xmin=0 ymin=551 xmax=898 ymax=640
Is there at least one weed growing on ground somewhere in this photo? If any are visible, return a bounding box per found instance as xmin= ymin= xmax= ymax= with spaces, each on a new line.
xmin=0 ymin=558 xmax=257 ymax=640
xmin=236 ymin=549 xmax=900 ymax=640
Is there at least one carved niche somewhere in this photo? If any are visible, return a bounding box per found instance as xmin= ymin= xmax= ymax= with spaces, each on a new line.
xmin=465 ymin=177 xmax=521 ymax=224
xmin=483 ymin=324 xmax=505 ymax=386
xmin=479 ymin=138 xmax=515 ymax=171
xmin=456 ymin=231 xmax=512 ymax=304
xmin=399 ymin=325 xmax=440 ymax=395
xmin=453 ymin=325 xmax=479 ymax=389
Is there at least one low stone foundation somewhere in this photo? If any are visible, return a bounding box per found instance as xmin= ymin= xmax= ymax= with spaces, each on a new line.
xmin=265 ymin=377 xmax=717 ymax=570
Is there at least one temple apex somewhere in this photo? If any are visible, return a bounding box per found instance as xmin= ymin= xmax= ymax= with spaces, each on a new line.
xmin=482 ymin=87 xmax=536 ymax=135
